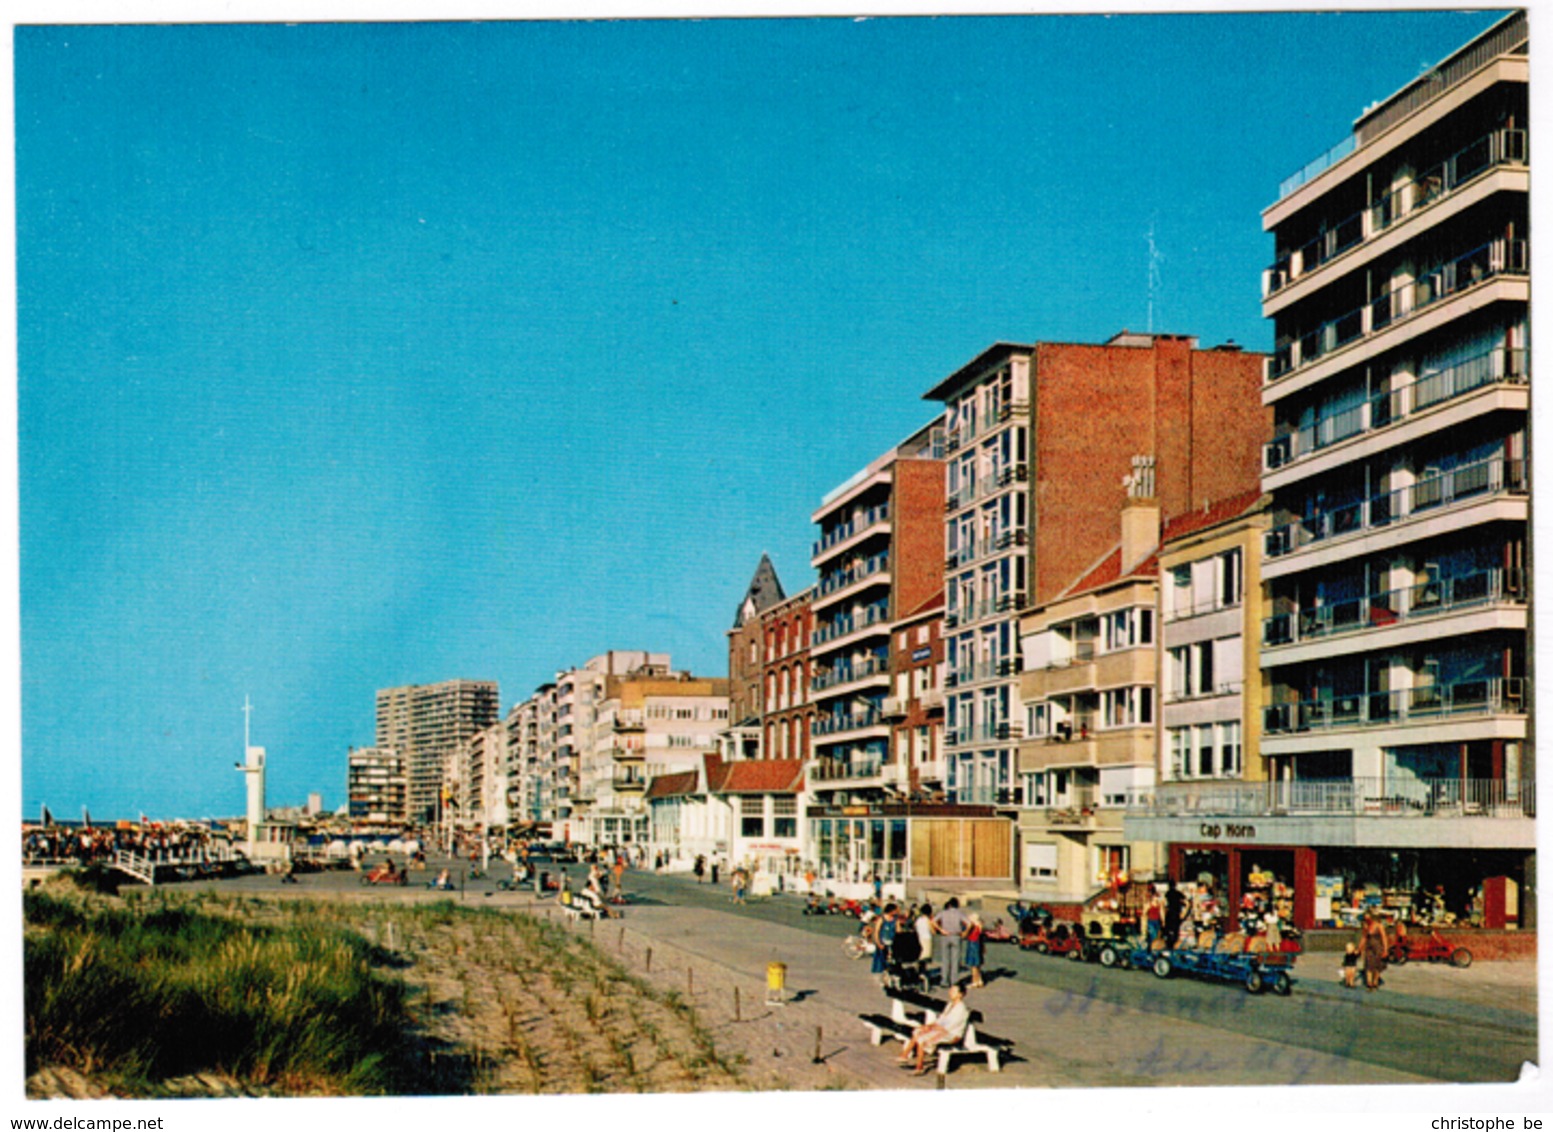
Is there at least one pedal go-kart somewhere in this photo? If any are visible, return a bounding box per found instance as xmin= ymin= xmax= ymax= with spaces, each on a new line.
xmin=1020 ymin=920 xmax=1091 ymax=961
xmin=1145 ymin=932 xmax=1297 ymax=995
xmin=360 ymin=862 xmax=407 ymax=886
xmin=1388 ymin=928 xmax=1472 ymax=968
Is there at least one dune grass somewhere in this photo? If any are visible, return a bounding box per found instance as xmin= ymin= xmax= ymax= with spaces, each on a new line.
xmin=24 ymin=887 xmax=417 ymax=1094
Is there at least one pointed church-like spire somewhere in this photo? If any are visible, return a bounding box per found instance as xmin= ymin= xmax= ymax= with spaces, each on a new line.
xmin=732 ymin=553 xmax=786 ymax=628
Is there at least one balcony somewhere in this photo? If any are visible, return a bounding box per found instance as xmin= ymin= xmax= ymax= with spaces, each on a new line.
xmin=919 ymin=688 xmax=945 ymax=712
xmin=1265 ymin=455 xmax=1526 ymax=560
xmin=1266 ymin=128 xmax=1527 ymax=298
xmin=614 ymin=710 xmax=645 ymax=732
xmin=1269 ymin=238 xmax=1528 ymax=382
xmin=1128 ymin=777 xmax=1534 ymax=820
xmin=612 ymin=773 xmax=647 ymax=791
xmin=814 ymin=553 xmax=891 ymax=606
xmin=1263 ymin=676 xmax=1525 ymax=736
xmin=1263 ymin=567 xmax=1526 ymax=649
xmin=813 ymin=708 xmax=887 ymax=738
xmin=812 ymin=502 xmax=892 ymax=562
xmin=881 ymin=696 xmax=908 ymax=718
xmin=811 ymin=655 xmax=891 ymax=694
xmin=812 ymin=602 xmax=891 ymax=648
xmin=1264 ymin=346 xmax=1528 ymax=474
xmin=808 ymin=754 xmax=886 ymax=782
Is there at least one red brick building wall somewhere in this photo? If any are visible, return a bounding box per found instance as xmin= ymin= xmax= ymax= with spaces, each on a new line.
xmin=1030 ymin=338 xmax=1268 ymax=605
xmin=762 ymin=592 xmax=815 ymax=762
xmin=891 ymin=458 xmax=947 ymax=619
xmin=727 ymin=616 xmax=764 ymax=725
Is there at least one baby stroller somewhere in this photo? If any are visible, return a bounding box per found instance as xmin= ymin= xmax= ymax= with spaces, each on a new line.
xmin=884 ymin=921 xmax=929 ymax=990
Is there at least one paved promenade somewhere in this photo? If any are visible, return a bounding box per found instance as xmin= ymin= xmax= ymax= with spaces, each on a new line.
xmin=184 ymin=858 xmax=1538 ymax=1090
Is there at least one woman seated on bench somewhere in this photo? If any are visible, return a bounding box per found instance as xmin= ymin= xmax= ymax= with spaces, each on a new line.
xmin=897 ymin=985 xmax=971 ymax=1076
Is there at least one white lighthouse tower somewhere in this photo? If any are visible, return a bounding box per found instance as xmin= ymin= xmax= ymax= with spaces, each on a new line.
xmin=237 ymin=696 xmax=267 ymax=855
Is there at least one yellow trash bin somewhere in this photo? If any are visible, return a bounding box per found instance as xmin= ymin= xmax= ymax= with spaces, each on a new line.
xmin=766 ymin=961 xmax=787 ymax=1005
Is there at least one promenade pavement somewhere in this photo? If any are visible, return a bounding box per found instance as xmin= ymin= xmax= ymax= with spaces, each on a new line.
xmin=185 ymin=857 xmax=1538 ymax=1090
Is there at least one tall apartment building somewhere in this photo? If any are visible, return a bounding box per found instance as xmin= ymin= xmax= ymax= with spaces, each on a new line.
xmin=375 ymin=679 xmax=500 ymax=824
xmin=884 ymin=590 xmax=947 ymax=796
xmin=807 ymin=421 xmax=944 ymax=802
xmin=924 ymin=333 xmax=1267 ymax=808
xmin=444 ymin=720 xmax=509 ymax=835
xmin=1253 ymin=13 xmax=1532 ymax=928
xmin=346 ymin=747 xmax=408 ymax=826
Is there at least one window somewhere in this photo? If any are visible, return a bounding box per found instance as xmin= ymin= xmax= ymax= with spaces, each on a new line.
xmin=1168 ymin=642 xmax=1215 ymax=699
xmin=740 ymin=795 xmax=765 ymax=838
xmin=1196 ymin=724 xmax=1215 ymax=776
xmin=1026 ymin=842 xmax=1058 ymax=880
xmin=917 ymin=726 xmax=931 ymax=763
xmin=1101 ymin=687 xmax=1153 ymax=728
xmin=1218 ymin=721 xmax=1242 ymax=777
xmin=1219 ymin=549 xmax=1243 ymax=607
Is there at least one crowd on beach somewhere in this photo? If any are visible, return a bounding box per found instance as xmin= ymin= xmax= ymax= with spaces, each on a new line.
xmin=23 ymin=824 xmax=228 ymax=866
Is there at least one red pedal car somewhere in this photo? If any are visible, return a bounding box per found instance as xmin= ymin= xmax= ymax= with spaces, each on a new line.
xmin=1388 ymin=928 xmax=1472 ymax=968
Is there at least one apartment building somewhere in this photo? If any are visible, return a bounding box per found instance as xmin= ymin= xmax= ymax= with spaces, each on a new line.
xmin=1018 ymin=479 xmax=1164 ymax=902
xmin=346 ymin=747 xmax=408 ymax=826
xmin=884 ymin=591 xmax=947 ymax=796
xmin=807 ymin=421 xmax=943 ymax=804
xmin=590 ymin=670 xmax=729 ymax=847
xmin=761 ymin=586 xmax=816 ymax=763
xmin=1123 ymin=491 xmax=1275 ymax=921
xmin=925 ymin=333 xmax=1267 ymax=809
xmin=375 ymin=679 xmax=500 ymax=824
xmin=1151 ymin=14 xmax=1532 ymax=931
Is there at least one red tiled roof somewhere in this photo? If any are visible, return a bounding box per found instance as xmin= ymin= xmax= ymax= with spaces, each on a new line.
xmin=1060 ymin=545 xmax=1160 ymax=599
xmin=644 ymin=770 xmax=699 ymax=800
xmin=715 ymin=758 xmax=806 ymax=795
xmin=1162 ymin=489 xmax=1266 ymax=543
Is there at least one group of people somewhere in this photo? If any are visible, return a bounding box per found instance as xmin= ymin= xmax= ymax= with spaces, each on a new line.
xmin=24 ymin=824 xmax=227 ymax=866
xmin=1342 ymin=913 xmax=1391 ymax=991
xmin=859 ymin=897 xmax=988 ymax=991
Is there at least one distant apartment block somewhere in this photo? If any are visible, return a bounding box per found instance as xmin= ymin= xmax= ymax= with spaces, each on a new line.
xmin=347 ymin=747 xmax=408 ymax=825
xmin=761 ymin=585 xmax=816 ymax=763
xmin=375 ymin=679 xmax=500 ymax=823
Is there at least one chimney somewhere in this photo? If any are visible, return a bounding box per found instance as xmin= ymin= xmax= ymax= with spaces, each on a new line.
xmin=1120 ymin=455 xmax=1161 ymax=574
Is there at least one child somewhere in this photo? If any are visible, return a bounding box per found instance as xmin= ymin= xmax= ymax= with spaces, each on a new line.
xmin=1341 ymin=942 xmax=1359 ymax=987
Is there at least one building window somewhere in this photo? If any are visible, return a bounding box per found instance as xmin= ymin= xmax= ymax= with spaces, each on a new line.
xmin=1026 ymin=842 xmax=1058 ymax=880
xmin=1219 ymin=549 xmax=1243 ymax=607
xmin=740 ymin=795 xmax=765 ymax=838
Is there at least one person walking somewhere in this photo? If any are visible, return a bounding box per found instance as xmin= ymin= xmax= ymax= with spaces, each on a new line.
xmin=914 ymin=903 xmax=936 ymax=986
xmin=1163 ymin=880 xmax=1187 ymax=949
xmin=613 ymin=855 xmax=626 ymax=903
xmin=963 ymin=911 xmax=985 ymax=989
xmin=1360 ymin=913 xmax=1389 ymax=991
xmin=694 ymin=854 xmax=706 ymax=883
xmin=934 ymin=898 xmax=966 ymax=989
xmin=711 ymin=857 xmax=721 ymax=886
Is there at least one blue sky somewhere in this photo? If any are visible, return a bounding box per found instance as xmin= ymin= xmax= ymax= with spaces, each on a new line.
xmin=15 ymin=11 xmax=1508 ymax=818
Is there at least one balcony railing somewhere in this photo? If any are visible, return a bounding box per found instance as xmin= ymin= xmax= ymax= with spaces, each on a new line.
xmin=1264 ymin=567 xmax=1526 ymax=647
xmin=1263 ymin=676 xmax=1524 ymax=735
xmin=817 ymin=553 xmax=891 ymax=599
xmin=809 ymin=754 xmax=886 ymax=781
xmin=813 ymin=708 xmax=887 ymax=737
xmin=1270 ymin=238 xmax=1528 ymax=381
xmin=812 ymin=602 xmax=891 ymax=647
xmin=1128 ymin=776 xmax=1534 ymax=819
xmin=1266 ymin=455 xmax=1525 ymax=559
xmin=811 ymin=654 xmax=890 ymax=693
xmin=1265 ymin=346 xmax=1528 ymax=472
xmin=1266 ymin=129 xmax=1527 ymax=296
xmin=813 ymin=502 xmax=891 ymax=558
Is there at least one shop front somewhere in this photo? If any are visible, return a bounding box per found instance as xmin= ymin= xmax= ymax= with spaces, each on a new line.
xmin=1153 ymin=828 xmax=1529 ymax=931
xmin=806 ymin=803 xmax=1011 ymax=886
